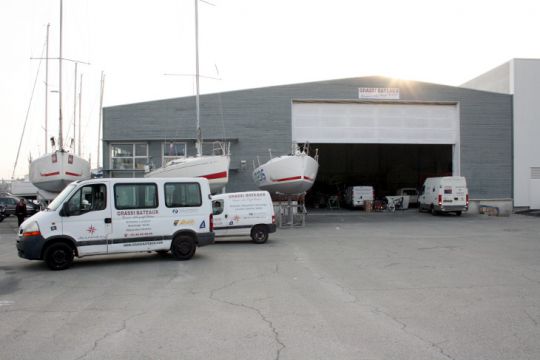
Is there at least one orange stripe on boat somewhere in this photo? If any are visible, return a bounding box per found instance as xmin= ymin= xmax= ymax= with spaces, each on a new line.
xmin=201 ymin=171 xmax=227 ymax=180
xmin=273 ymin=176 xmax=302 ymax=182
xmin=65 ymin=172 xmax=82 ymax=177
xmin=41 ymin=171 xmax=60 ymax=177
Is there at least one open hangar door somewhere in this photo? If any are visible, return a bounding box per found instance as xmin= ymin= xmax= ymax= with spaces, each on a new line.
xmin=291 ymin=100 xmax=459 ymax=208
xmin=306 ymin=143 xmax=452 ymax=208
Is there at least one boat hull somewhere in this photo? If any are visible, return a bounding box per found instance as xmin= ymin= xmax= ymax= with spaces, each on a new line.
xmin=253 ymin=154 xmax=319 ymax=194
xmin=29 ymin=151 xmax=91 ymax=193
xmin=145 ymin=155 xmax=230 ymax=193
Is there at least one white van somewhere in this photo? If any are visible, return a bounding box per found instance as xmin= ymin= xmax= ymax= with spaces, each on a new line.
xmin=344 ymin=186 xmax=374 ymax=208
xmin=396 ymin=187 xmax=419 ymax=207
xmin=418 ymin=176 xmax=469 ymax=215
xmin=212 ymin=191 xmax=276 ymax=243
xmin=17 ymin=178 xmax=215 ymax=270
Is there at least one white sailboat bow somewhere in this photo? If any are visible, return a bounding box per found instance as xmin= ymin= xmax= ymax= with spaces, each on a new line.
xmin=30 ymin=151 xmax=91 ymax=193
xmin=253 ymin=145 xmax=319 ymax=195
xmin=145 ymin=0 xmax=230 ymax=193
xmin=146 ymin=152 xmax=230 ymax=194
xmin=29 ymin=0 xmax=90 ymax=194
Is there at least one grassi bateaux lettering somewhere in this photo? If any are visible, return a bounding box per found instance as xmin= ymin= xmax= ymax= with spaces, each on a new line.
xmin=116 ymin=209 xmax=159 ymax=216
xmin=228 ymin=192 xmax=267 ymax=199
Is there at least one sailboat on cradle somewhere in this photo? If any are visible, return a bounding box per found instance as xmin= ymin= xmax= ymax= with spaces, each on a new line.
xmin=29 ymin=0 xmax=90 ymax=193
xmin=252 ymin=144 xmax=319 ymax=195
xmin=145 ymin=0 xmax=230 ymax=194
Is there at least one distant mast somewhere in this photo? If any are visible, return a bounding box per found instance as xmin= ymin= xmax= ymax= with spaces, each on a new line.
xmin=97 ymin=72 xmax=105 ymax=169
xmin=73 ymin=62 xmax=78 ymax=152
xmin=45 ymin=23 xmax=50 ymax=154
xmin=58 ymin=0 xmax=64 ymax=150
xmin=194 ymin=0 xmax=202 ymax=156
xmin=78 ymin=73 xmax=83 ymax=156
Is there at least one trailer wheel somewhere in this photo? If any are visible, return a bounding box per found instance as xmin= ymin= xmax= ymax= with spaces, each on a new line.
xmin=251 ymin=226 xmax=268 ymax=244
xmin=171 ymin=235 xmax=196 ymax=260
xmin=44 ymin=242 xmax=74 ymax=270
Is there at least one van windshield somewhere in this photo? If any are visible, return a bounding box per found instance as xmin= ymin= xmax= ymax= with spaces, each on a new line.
xmin=47 ymin=183 xmax=78 ymax=211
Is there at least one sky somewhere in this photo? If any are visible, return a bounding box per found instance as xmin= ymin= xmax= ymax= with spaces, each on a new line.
xmin=1 ymin=0 xmax=540 ymax=180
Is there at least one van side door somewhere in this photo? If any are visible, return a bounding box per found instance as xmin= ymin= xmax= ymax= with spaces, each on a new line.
xmin=61 ymin=183 xmax=111 ymax=256
xmin=212 ymin=199 xmax=228 ymax=236
xmin=108 ymin=182 xmax=160 ymax=254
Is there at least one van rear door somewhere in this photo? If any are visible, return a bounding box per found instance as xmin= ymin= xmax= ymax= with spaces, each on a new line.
xmin=453 ymin=184 xmax=468 ymax=205
xmin=61 ymin=183 xmax=111 ymax=256
xmin=442 ymin=179 xmax=467 ymax=206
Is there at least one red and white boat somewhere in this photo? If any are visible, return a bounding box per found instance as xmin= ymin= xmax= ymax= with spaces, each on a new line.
xmin=145 ymin=150 xmax=230 ymax=194
xmin=28 ymin=0 xmax=91 ymax=195
xmin=30 ymin=151 xmax=90 ymax=193
xmin=253 ymin=145 xmax=319 ymax=195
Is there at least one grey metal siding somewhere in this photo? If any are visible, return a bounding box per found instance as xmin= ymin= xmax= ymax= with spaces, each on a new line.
xmin=103 ymin=77 xmax=512 ymax=199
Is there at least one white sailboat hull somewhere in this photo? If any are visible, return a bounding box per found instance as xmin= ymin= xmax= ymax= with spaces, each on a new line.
xmin=253 ymin=154 xmax=319 ymax=194
xmin=29 ymin=151 xmax=91 ymax=193
xmin=145 ymin=155 xmax=230 ymax=193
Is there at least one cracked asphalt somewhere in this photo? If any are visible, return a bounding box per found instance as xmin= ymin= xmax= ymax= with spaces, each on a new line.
xmin=1 ymin=210 xmax=540 ymax=360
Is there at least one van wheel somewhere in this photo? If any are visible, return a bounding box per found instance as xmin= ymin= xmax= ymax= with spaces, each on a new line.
xmin=251 ymin=226 xmax=268 ymax=244
xmin=44 ymin=243 xmax=74 ymax=270
xmin=171 ymin=235 xmax=196 ymax=260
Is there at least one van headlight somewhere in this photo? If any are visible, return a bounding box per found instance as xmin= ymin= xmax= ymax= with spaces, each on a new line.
xmin=22 ymin=221 xmax=41 ymax=237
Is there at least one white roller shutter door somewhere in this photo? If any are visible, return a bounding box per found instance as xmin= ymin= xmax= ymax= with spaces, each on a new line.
xmin=292 ymin=101 xmax=459 ymax=145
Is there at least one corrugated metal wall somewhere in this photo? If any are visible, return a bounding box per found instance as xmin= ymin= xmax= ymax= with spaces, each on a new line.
xmin=103 ymin=77 xmax=512 ymax=199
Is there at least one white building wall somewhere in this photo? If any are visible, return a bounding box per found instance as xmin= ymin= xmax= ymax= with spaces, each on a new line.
xmin=512 ymin=59 xmax=540 ymax=207
xmin=463 ymin=58 xmax=540 ymax=207
xmin=462 ymin=62 xmax=512 ymax=94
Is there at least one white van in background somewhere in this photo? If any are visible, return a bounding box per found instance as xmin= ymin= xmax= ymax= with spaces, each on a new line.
xmin=396 ymin=188 xmax=419 ymax=207
xmin=212 ymin=191 xmax=276 ymax=243
xmin=17 ymin=178 xmax=215 ymax=270
xmin=344 ymin=186 xmax=374 ymax=208
xmin=418 ymin=176 xmax=469 ymax=215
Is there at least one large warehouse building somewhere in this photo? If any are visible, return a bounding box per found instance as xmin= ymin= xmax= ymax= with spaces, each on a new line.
xmin=102 ymin=60 xmax=540 ymax=209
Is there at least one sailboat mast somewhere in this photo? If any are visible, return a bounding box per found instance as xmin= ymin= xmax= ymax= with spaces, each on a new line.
xmin=73 ymin=62 xmax=77 ymax=152
xmin=45 ymin=23 xmax=50 ymax=154
xmin=78 ymin=73 xmax=82 ymax=156
xmin=97 ymin=72 xmax=105 ymax=169
xmin=58 ymin=0 xmax=64 ymax=150
xmin=195 ymin=0 xmax=202 ymax=157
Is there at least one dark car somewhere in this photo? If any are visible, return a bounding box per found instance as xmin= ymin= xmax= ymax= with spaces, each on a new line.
xmin=0 ymin=196 xmax=40 ymax=217
xmin=0 ymin=196 xmax=18 ymax=216
xmin=0 ymin=205 xmax=6 ymax=222
xmin=26 ymin=200 xmax=41 ymax=216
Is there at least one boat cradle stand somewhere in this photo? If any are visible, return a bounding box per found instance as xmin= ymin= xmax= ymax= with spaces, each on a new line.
xmin=272 ymin=194 xmax=307 ymax=228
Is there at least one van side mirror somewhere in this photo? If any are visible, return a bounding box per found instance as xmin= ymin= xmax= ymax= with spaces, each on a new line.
xmin=61 ymin=202 xmax=71 ymax=217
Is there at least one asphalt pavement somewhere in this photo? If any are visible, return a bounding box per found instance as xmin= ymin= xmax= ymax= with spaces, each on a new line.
xmin=1 ymin=210 xmax=539 ymax=360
